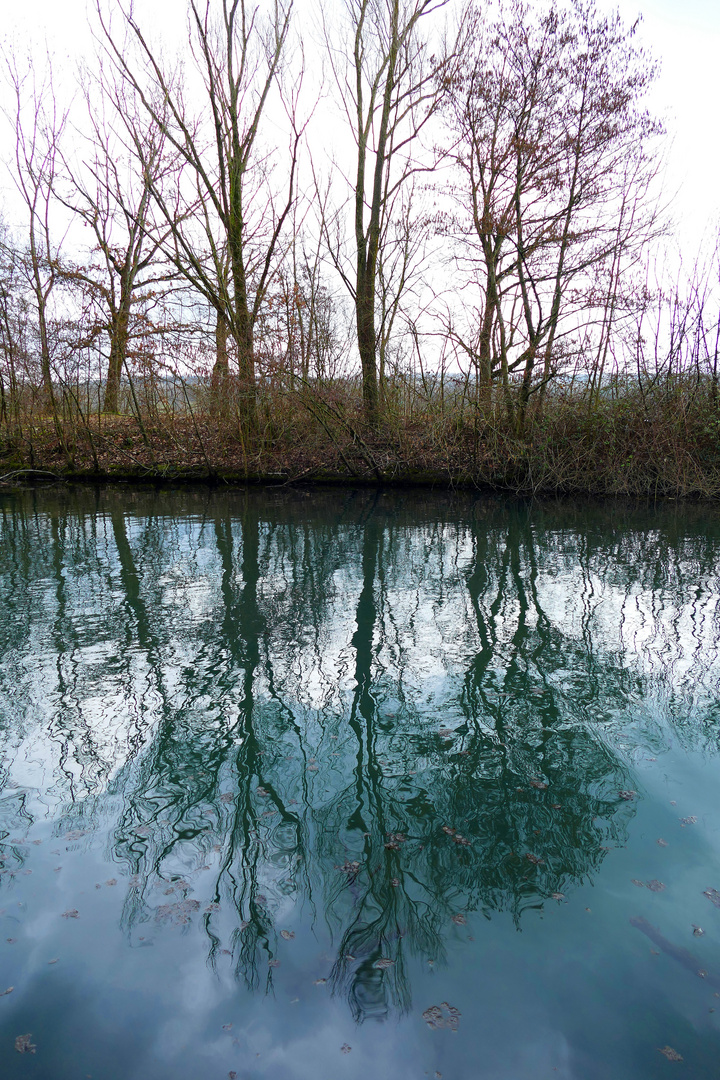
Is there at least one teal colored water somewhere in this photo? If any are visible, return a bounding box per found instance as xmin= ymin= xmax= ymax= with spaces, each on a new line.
xmin=1 ymin=486 xmax=720 ymax=1079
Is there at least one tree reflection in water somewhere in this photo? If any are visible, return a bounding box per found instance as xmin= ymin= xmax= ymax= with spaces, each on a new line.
xmin=1 ymin=488 xmax=720 ymax=1022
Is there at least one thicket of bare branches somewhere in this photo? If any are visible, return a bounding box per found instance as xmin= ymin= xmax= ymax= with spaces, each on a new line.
xmin=1 ymin=0 xmax=719 ymax=493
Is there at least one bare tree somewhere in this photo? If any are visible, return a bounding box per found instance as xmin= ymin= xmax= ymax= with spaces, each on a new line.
xmin=321 ymin=0 xmax=460 ymax=426
xmin=98 ymin=0 xmax=303 ymax=431
xmin=1 ymin=50 xmax=69 ymax=426
xmin=59 ymin=62 xmax=178 ymax=414
xmin=0 ymin=217 xmax=32 ymax=433
xmin=443 ymin=0 xmax=663 ymax=431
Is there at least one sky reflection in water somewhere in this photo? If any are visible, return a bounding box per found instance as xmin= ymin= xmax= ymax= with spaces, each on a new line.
xmin=1 ymin=487 xmax=720 ymax=1079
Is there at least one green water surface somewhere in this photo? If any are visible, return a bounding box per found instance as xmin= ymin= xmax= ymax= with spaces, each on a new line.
xmin=1 ymin=486 xmax=720 ymax=1079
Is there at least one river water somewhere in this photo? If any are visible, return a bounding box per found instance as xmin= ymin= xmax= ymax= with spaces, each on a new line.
xmin=1 ymin=485 xmax=720 ymax=1079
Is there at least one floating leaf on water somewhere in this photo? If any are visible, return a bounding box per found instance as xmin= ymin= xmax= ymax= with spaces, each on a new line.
xmin=442 ymin=826 xmax=456 ymax=835
xmin=61 ymin=910 xmax=79 ymax=919
xmin=631 ymin=879 xmax=644 ymax=887
xmin=256 ymin=787 xmax=269 ymax=797
xmin=222 ymin=1023 xmax=232 ymax=1031
xmin=658 ymin=1046 xmax=683 ymax=1062
xmin=106 ymin=879 xmax=117 ymax=887
xmin=279 ymin=930 xmax=294 ymax=941
xmin=384 ymin=842 xmax=400 ymax=851
xmin=423 ymin=1006 xmax=444 ymax=1030
xmin=313 ymin=978 xmax=327 ymax=985
xmin=53 ymin=867 xmax=61 ymax=872
xmin=693 ymin=925 xmax=705 ymax=936
xmin=374 ymin=958 xmax=394 ymax=969
xmin=680 ymin=816 xmax=697 ymax=826
xmin=525 ymin=853 xmax=544 ymax=865
xmin=529 ymin=779 xmax=548 ymax=790
xmin=154 ymin=899 xmax=200 ymax=926
xmin=2 ymin=987 xmax=13 ymax=995
xmin=453 ymin=834 xmax=471 ymax=846
xmin=698 ymin=969 xmax=708 ymax=979
xmin=618 ymin=790 xmax=636 ymax=801
xmin=335 ymin=860 xmax=360 ymax=875
xmin=657 ymin=839 xmax=668 ymax=847
xmin=551 ymin=803 xmax=563 ymax=810
xmin=229 ymin=1072 xmax=238 ymax=1079
xmin=391 ymin=878 xmax=400 ymax=887
xmin=341 ymin=1044 xmax=352 ymax=1054
xmin=6 ymin=938 xmax=16 ymax=944
xmin=307 ymin=764 xmax=319 ymax=772
xmin=220 ymin=793 xmax=234 ymax=804
xmin=15 ymin=1034 xmax=36 ymax=1054
xmin=551 ymin=893 xmax=565 ymax=901
xmin=451 ymin=914 xmax=466 ymax=925
xmin=47 ymin=958 xmax=58 ymax=965
xmin=64 ymin=830 xmax=88 ymax=841
xmin=646 ymin=880 xmax=665 ymax=892
xmin=204 ymin=903 xmax=220 ymax=913
xmin=136 ymin=826 xmax=150 ymax=837
xmin=438 ymin=729 xmax=453 ymax=737
xmin=269 ymin=959 xmax=280 ymax=968
xmin=703 ymin=888 xmax=720 ymax=908
xmin=422 ymin=1002 xmax=461 ymax=1031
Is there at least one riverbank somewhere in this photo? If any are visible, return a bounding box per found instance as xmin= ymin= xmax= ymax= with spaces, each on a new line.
xmin=2 ymin=382 xmax=720 ymax=498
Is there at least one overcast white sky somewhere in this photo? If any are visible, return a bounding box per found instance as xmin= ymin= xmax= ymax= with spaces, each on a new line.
xmin=2 ymin=0 xmax=720 ymax=254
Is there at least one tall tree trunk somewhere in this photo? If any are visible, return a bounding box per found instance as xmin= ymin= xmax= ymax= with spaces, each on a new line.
xmin=229 ymin=218 xmax=257 ymax=433
xmin=104 ymin=302 xmax=130 ymax=414
xmin=356 ymin=264 xmax=379 ymax=425
xmin=477 ymin=288 xmax=495 ymax=415
xmin=211 ymin=306 xmax=230 ymax=415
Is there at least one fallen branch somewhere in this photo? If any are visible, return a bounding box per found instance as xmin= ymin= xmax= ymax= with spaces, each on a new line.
xmin=0 ymin=468 xmax=63 ymax=484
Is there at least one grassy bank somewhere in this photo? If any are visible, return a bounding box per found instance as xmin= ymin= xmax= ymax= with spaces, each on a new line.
xmin=2 ymin=377 xmax=720 ymax=499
